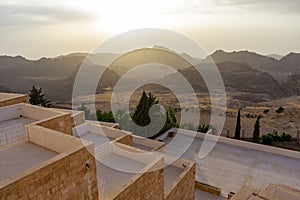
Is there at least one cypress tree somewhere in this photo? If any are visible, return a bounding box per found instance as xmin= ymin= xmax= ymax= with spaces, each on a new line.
xmin=234 ymin=109 xmax=241 ymax=139
xmin=253 ymin=116 xmax=261 ymax=143
xmin=132 ymin=91 xmax=158 ymax=127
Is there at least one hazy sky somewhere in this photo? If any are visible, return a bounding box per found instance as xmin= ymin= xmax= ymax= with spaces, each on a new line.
xmin=0 ymin=0 xmax=300 ymax=59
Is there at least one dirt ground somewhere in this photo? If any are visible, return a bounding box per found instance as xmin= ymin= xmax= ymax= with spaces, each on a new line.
xmin=56 ymin=91 xmax=300 ymax=142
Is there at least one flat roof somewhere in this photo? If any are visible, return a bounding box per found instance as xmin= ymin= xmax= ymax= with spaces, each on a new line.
xmin=77 ymin=125 xmax=150 ymax=198
xmin=0 ymin=142 xmax=58 ymax=182
xmin=164 ymin=132 xmax=300 ymax=194
xmin=96 ymin=152 xmax=146 ymax=199
xmin=80 ymin=132 xmax=114 ymax=147
xmin=0 ymin=117 xmax=35 ymax=130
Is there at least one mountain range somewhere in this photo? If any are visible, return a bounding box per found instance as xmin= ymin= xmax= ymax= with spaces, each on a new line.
xmin=0 ymin=48 xmax=299 ymax=103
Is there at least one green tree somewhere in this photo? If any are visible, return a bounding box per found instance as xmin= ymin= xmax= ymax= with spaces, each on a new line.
xmin=234 ymin=109 xmax=241 ymax=139
xmin=29 ymin=85 xmax=52 ymax=107
xmin=252 ymin=115 xmax=261 ymax=143
xmin=132 ymin=91 xmax=159 ymax=127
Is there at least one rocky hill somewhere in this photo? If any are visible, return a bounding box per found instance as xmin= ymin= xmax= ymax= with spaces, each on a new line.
xmin=204 ymin=50 xmax=300 ymax=82
xmin=0 ymin=49 xmax=299 ymax=103
xmin=162 ymin=62 xmax=284 ymax=101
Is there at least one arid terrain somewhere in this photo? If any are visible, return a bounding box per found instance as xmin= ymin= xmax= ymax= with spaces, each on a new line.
xmin=1 ymin=48 xmax=300 ymax=150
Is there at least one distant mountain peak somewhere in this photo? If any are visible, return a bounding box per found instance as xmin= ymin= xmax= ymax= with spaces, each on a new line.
xmin=267 ymin=54 xmax=283 ymax=60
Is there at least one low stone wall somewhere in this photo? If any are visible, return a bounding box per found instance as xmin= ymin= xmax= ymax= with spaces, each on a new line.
xmin=165 ymin=161 xmax=195 ymax=200
xmin=0 ymin=146 xmax=99 ymax=200
xmin=114 ymin=161 xmax=164 ymax=200
xmin=36 ymin=114 xmax=74 ymax=135
xmin=195 ymin=181 xmax=221 ymax=196
xmin=133 ymin=136 xmax=165 ymax=151
xmin=0 ymin=95 xmax=28 ymax=108
xmin=116 ymin=134 xmax=133 ymax=146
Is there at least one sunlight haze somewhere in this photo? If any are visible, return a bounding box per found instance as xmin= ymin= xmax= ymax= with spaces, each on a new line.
xmin=0 ymin=0 xmax=300 ymax=59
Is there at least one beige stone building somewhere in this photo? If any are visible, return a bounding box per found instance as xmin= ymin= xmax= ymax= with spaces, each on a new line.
xmin=0 ymin=93 xmax=195 ymax=200
xmin=0 ymin=92 xmax=299 ymax=200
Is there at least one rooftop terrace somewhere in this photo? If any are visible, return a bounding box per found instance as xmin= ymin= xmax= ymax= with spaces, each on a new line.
xmin=73 ymin=122 xmax=131 ymax=147
xmin=160 ymin=129 xmax=300 ymax=195
xmin=73 ymin=125 xmax=164 ymax=199
xmin=0 ymin=125 xmax=97 ymax=199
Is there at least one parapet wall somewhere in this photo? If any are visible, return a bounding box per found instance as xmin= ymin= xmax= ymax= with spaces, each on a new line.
xmin=115 ymin=166 xmax=164 ymax=200
xmin=0 ymin=126 xmax=99 ymax=200
xmin=116 ymin=134 xmax=133 ymax=146
xmin=169 ymin=128 xmax=300 ymax=160
xmin=165 ymin=159 xmax=195 ymax=200
xmin=36 ymin=114 xmax=74 ymax=135
xmin=0 ymin=147 xmax=98 ymax=199
xmin=109 ymin=142 xmax=165 ymax=200
xmin=0 ymin=94 xmax=28 ymax=108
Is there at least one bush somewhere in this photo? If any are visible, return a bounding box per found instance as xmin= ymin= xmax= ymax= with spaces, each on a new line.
xmin=263 ymin=109 xmax=269 ymax=114
xmin=261 ymin=132 xmax=292 ymax=145
xmin=272 ymin=132 xmax=282 ymax=142
xmin=262 ymin=134 xmax=273 ymax=145
xmin=197 ymin=124 xmax=210 ymax=133
xmin=281 ymin=132 xmax=292 ymax=142
xmin=96 ymin=110 xmax=115 ymax=123
xmin=276 ymin=106 xmax=285 ymax=113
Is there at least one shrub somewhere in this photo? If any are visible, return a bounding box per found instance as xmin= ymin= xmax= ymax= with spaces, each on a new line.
xmin=281 ymin=132 xmax=292 ymax=142
xmin=262 ymin=134 xmax=273 ymax=145
xmin=197 ymin=124 xmax=216 ymax=134
xmin=272 ymin=132 xmax=282 ymax=142
xmin=263 ymin=109 xmax=269 ymax=114
xmin=276 ymin=106 xmax=285 ymax=113
xmin=262 ymin=132 xmax=292 ymax=145
xmin=96 ymin=110 xmax=115 ymax=123
xmin=197 ymin=124 xmax=210 ymax=133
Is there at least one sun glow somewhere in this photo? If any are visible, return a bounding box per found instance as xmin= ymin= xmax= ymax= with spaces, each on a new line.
xmin=81 ymin=0 xmax=175 ymax=34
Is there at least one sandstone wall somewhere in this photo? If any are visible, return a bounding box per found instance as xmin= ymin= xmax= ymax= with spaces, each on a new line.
xmin=36 ymin=114 xmax=74 ymax=135
xmin=0 ymin=96 xmax=28 ymax=108
xmin=0 ymin=147 xmax=98 ymax=200
xmin=113 ymin=167 xmax=164 ymax=200
xmin=116 ymin=135 xmax=133 ymax=146
xmin=165 ymin=163 xmax=195 ymax=200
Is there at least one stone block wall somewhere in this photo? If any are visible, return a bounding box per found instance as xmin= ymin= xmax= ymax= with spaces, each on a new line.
xmin=116 ymin=135 xmax=133 ymax=146
xmin=0 ymin=96 xmax=29 ymax=108
xmin=113 ymin=167 xmax=164 ymax=200
xmin=0 ymin=147 xmax=98 ymax=200
xmin=165 ymin=163 xmax=195 ymax=200
xmin=36 ymin=114 xmax=74 ymax=135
